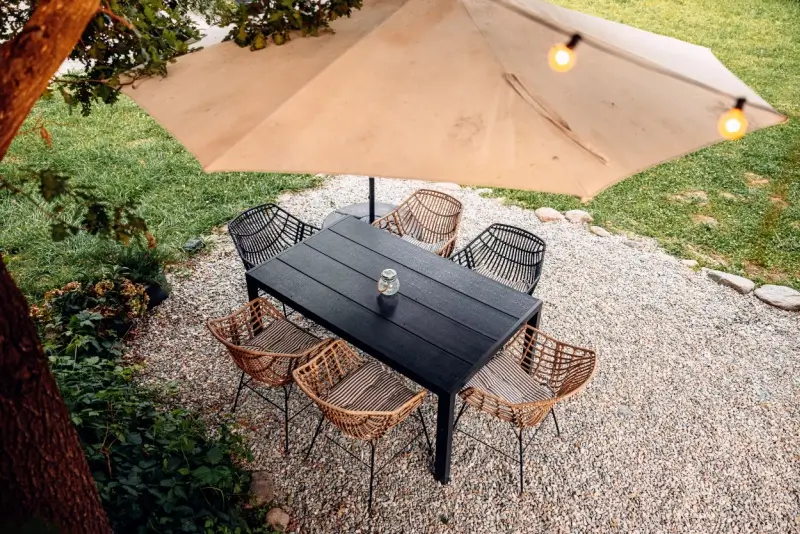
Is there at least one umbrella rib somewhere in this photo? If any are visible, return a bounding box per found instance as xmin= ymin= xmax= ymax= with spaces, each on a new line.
xmin=488 ymin=0 xmax=783 ymax=116
xmin=505 ymin=73 xmax=609 ymax=164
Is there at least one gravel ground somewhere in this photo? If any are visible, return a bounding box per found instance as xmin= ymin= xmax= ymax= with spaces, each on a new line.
xmin=129 ymin=175 xmax=800 ymax=533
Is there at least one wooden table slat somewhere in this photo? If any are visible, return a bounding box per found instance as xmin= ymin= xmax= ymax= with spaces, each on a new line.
xmin=279 ymin=244 xmax=496 ymax=365
xmin=330 ymin=217 xmax=534 ymax=317
xmin=304 ymin=231 xmax=516 ymax=340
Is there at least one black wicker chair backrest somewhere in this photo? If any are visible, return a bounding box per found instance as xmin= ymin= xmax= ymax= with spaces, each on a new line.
xmin=228 ymin=204 xmax=318 ymax=270
xmin=450 ymin=223 xmax=545 ymax=294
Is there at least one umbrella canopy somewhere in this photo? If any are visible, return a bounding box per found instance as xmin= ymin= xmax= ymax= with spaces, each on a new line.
xmin=125 ymin=0 xmax=785 ymax=199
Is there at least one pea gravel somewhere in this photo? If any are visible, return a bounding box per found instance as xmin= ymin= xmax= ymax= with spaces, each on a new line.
xmin=129 ymin=175 xmax=800 ymax=534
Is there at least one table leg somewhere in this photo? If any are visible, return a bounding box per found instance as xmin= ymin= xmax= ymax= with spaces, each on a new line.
xmin=434 ymin=392 xmax=455 ymax=483
xmin=246 ymin=275 xmax=259 ymax=302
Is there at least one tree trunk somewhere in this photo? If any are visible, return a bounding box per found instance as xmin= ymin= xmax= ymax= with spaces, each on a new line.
xmin=0 ymin=0 xmax=111 ymax=531
xmin=0 ymin=256 xmax=112 ymax=532
xmin=0 ymin=0 xmax=100 ymax=160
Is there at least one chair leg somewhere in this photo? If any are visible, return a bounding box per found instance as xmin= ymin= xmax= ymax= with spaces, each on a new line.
xmin=453 ymin=401 xmax=469 ymax=429
xmin=282 ymin=384 xmax=291 ymax=454
xmin=368 ymin=441 xmax=376 ymax=514
xmin=232 ymin=371 xmax=246 ymax=413
xmin=517 ymin=427 xmax=525 ymax=495
xmin=305 ymin=413 xmax=326 ymax=462
xmin=417 ymin=407 xmax=433 ymax=456
xmin=551 ymin=408 xmax=561 ymax=437
xmin=282 ymin=302 xmax=289 ymax=318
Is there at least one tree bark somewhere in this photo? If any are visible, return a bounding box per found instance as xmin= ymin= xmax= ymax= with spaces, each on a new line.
xmin=0 ymin=0 xmax=100 ymax=160
xmin=0 ymin=256 xmax=112 ymax=532
xmin=0 ymin=0 xmax=111 ymax=531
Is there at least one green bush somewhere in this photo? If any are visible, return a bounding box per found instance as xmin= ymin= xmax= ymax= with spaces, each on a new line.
xmin=52 ymin=355 xmax=254 ymax=534
xmin=35 ymin=276 xmax=271 ymax=533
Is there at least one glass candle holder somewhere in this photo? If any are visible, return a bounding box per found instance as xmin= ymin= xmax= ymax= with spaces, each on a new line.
xmin=377 ymin=268 xmax=400 ymax=296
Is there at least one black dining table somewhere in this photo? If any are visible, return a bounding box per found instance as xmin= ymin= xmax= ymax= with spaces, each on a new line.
xmin=246 ymin=216 xmax=542 ymax=483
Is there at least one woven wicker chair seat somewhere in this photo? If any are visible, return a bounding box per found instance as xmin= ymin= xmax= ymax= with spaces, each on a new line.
xmin=400 ymin=234 xmax=449 ymax=253
xmin=244 ymin=319 xmax=321 ymax=355
xmin=326 ymin=361 xmax=416 ymax=412
xmin=466 ymin=352 xmax=553 ymax=405
xmin=474 ymin=264 xmax=532 ymax=293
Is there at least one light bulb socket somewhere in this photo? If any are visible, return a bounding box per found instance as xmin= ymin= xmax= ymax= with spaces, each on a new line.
xmin=566 ymin=34 xmax=582 ymax=50
xmin=734 ymin=97 xmax=746 ymax=111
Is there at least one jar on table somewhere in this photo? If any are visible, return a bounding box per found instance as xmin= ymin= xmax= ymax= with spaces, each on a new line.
xmin=377 ymin=268 xmax=400 ymax=296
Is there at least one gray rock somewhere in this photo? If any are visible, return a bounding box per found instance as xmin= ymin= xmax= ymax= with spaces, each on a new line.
xmin=564 ymin=209 xmax=593 ymax=223
xmin=590 ymin=226 xmax=611 ymax=237
xmin=680 ymin=259 xmax=699 ymax=268
xmin=250 ymin=471 xmax=275 ymax=506
xmin=473 ymin=187 xmax=493 ymax=195
xmin=182 ymin=238 xmax=204 ymax=253
xmin=266 ymin=507 xmax=291 ymax=532
xmin=535 ymin=207 xmax=565 ymax=222
xmin=623 ymin=239 xmax=646 ymax=250
xmin=754 ymin=285 xmax=800 ymax=311
xmin=706 ymin=270 xmax=755 ymax=294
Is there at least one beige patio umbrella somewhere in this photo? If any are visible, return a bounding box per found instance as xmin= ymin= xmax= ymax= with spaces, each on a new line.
xmin=125 ymin=0 xmax=785 ymax=201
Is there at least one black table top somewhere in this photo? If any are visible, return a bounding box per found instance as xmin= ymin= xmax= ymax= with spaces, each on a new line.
xmin=246 ymin=216 xmax=542 ymax=396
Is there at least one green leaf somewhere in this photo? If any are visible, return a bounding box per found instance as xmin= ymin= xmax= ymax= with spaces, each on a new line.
xmin=206 ymin=445 xmax=223 ymax=465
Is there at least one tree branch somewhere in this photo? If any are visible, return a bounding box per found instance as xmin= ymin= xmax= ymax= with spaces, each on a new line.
xmin=0 ymin=0 xmax=102 ymax=162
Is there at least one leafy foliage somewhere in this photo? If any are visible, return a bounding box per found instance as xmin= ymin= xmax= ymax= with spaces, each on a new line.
xmin=3 ymin=0 xmax=201 ymax=115
xmin=34 ymin=275 xmax=274 ymax=533
xmin=32 ymin=279 xmax=149 ymax=360
xmin=114 ymin=245 xmax=173 ymax=294
xmin=51 ymin=356 xmax=254 ymax=534
xmin=219 ymin=0 xmax=363 ymax=49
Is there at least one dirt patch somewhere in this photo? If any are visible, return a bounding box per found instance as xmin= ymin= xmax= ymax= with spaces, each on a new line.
xmin=742 ymin=260 xmax=790 ymax=284
xmin=769 ymin=196 xmax=789 ymax=208
xmin=686 ymin=244 xmax=729 ymax=267
xmin=745 ymin=172 xmax=770 ymax=187
xmin=692 ymin=214 xmax=719 ymax=227
xmin=669 ymin=190 xmax=708 ymax=204
xmin=719 ymin=192 xmax=741 ymax=201
xmin=126 ymin=138 xmax=155 ymax=147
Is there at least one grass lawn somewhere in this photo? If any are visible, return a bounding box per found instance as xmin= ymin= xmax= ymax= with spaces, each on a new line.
xmin=0 ymin=97 xmax=319 ymax=298
xmin=494 ymin=0 xmax=800 ymax=290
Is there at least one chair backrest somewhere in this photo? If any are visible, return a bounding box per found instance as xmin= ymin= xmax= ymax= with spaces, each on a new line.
xmin=206 ymin=298 xmax=308 ymax=387
xmin=505 ymin=326 xmax=596 ymax=400
xmin=454 ymin=224 xmax=545 ymax=294
xmin=393 ymin=189 xmax=462 ymax=244
xmin=228 ymin=204 xmax=317 ymax=269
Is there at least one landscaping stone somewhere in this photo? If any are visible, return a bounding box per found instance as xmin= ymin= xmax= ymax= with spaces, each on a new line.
xmin=589 ymin=226 xmax=611 ymax=237
xmin=754 ymin=285 xmax=800 ymax=311
xmin=706 ymin=269 xmax=755 ymax=294
xmin=182 ymin=238 xmax=204 ymax=253
xmin=680 ymin=259 xmax=699 ymax=268
xmin=534 ymin=207 xmax=565 ymax=222
xmin=564 ymin=209 xmax=593 ymax=223
xmin=250 ymin=471 xmax=276 ymax=507
xmin=266 ymin=507 xmax=290 ymax=532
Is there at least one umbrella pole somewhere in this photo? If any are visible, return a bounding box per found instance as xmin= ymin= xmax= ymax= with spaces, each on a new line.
xmin=369 ymin=177 xmax=375 ymax=223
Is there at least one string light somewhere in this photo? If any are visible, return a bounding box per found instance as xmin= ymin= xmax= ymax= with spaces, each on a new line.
xmin=718 ymin=98 xmax=748 ymax=140
xmin=548 ymin=34 xmax=581 ymax=73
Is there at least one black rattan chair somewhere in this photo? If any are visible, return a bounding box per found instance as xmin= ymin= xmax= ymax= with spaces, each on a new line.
xmin=449 ymin=224 xmax=546 ymax=295
xmin=228 ymin=204 xmax=319 ymax=270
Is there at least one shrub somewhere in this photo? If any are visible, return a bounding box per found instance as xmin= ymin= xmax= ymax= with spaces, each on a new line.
xmin=51 ymin=355 xmax=254 ymax=534
xmin=32 ymin=279 xmax=148 ymax=360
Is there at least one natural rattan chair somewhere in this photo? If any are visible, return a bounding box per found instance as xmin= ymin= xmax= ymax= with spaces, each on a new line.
xmin=293 ymin=340 xmax=430 ymax=513
xmin=228 ymin=203 xmax=319 ymax=270
xmin=372 ymin=189 xmax=462 ymax=257
xmin=207 ymin=297 xmax=332 ymax=453
xmin=450 ymin=223 xmax=546 ymax=295
xmin=456 ymin=325 xmax=596 ymax=493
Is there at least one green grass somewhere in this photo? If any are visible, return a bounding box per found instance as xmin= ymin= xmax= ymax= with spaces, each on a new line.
xmin=0 ymin=97 xmax=319 ymax=298
xmin=493 ymin=0 xmax=800 ymax=289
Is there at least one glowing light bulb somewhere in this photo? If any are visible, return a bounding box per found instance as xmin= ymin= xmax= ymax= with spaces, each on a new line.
xmin=548 ymin=34 xmax=581 ymax=73
xmin=718 ymin=99 xmax=748 ymax=140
